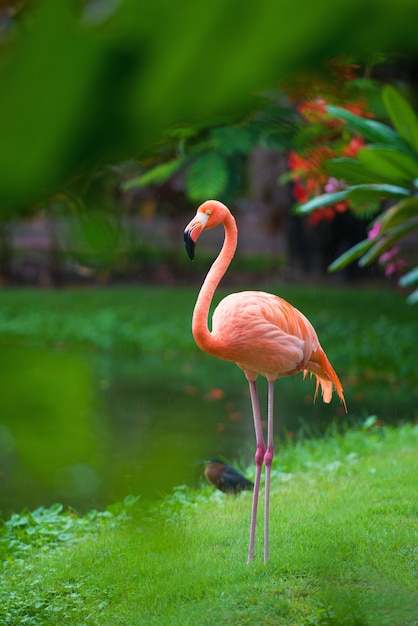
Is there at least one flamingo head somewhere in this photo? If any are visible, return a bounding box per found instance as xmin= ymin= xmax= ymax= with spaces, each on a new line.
xmin=184 ymin=200 xmax=229 ymax=260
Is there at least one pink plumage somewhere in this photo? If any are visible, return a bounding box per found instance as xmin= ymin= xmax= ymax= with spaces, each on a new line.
xmin=184 ymin=199 xmax=346 ymax=563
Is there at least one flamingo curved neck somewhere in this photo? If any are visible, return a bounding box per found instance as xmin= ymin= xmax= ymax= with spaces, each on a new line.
xmin=192 ymin=211 xmax=237 ymax=354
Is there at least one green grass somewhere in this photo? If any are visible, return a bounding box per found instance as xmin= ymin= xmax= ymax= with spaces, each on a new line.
xmin=0 ymin=423 xmax=417 ymax=625
xmin=0 ymin=285 xmax=417 ymax=623
xmin=0 ymin=284 xmax=417 ymax=377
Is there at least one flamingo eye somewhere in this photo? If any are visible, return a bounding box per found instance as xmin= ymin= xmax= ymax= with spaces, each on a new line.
xmin=206 ymin=210 xmax=212 ymax=216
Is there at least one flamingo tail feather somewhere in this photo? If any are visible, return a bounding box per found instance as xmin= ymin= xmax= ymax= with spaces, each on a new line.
xmin=304 ymin=349 xmax=347 ymax=412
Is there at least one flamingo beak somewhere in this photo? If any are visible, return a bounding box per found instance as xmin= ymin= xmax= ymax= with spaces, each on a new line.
xmin=184 ymin=213 xmax=208 ymax=260
xmin=184 ymin=227 xmax=197 ymax=260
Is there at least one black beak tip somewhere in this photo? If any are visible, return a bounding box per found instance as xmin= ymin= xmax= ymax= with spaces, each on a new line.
xmin=184 ymin=231 xmax=195 ymax=260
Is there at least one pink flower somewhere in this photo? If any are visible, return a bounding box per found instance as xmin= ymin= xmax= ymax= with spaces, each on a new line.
xmin=324 ymin=177 xmax=346 ymax=193
xmin=384 ymin=259 xmax=407 ymax=276
xmin=378 ymin=245 xmax=407 ymax=276
xmin=379 ymin=246 xmax=399 ymax=265
xmin=367 ymin=222 xmax=381 ymax=240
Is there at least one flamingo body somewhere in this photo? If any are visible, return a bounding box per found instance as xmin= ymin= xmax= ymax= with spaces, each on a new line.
xmin=211 ymin=290 xmax=341 ymax=398
xmin=184 ymin=200 xmax=346 ymax=563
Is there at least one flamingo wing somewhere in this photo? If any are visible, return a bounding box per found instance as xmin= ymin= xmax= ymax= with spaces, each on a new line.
xmin=211 ymin=291 xmax=314 ymax=379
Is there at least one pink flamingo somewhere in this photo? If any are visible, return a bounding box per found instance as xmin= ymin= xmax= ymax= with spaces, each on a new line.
xmin=184 ymin=200 xmax=346 ymax=564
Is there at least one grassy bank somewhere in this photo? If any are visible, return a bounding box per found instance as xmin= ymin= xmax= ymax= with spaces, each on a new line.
xmin=0 ymin=283 xmax=417 ymax=376
xmin=0 ymin=285 xmax=417 ymax=623
xmin=1 ymin=423 xmax=417 ymax=625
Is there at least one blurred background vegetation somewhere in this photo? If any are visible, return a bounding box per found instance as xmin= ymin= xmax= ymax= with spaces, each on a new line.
xmin=0 ymin=0 xmax=418 ymax=514
xmin=0 ymin=0 xmax=417 ymax=286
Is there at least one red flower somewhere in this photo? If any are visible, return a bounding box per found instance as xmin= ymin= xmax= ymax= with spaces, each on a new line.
xmin=308 ymin=202 xmax=348 ymax=226
xmin=335 ymin=202 xmax=349 ymax=213
xmin=384 ymin=260 xmax=407 ymax=276
xmin=342 ymin=136 xmax=365 ymax=157
xmin=308 ymin=207 xmax=335 ymax=225
xmin=288 ymin=151 xmax=310 ymax=173
xmin=289 ymin=88 xmax=372 ymax=225
xmin=297 ymin=98 xmax=328 ymax=122
xmin=345 ymin=98 xmax=372 ymax=118
xmin=293 ymin=182 xmax=309 ymax=203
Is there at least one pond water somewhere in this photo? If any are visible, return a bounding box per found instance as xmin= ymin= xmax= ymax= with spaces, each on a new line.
xmin=0 ymin=344 xmax=416 ymax=515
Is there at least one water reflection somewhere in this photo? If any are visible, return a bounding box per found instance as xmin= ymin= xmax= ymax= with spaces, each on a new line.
xmin=0 ymin=346 xmax=416 ymax=515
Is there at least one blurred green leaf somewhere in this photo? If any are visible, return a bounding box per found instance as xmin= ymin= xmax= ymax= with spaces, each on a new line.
xmin=406 ymin=287 xmax=418 ymax=305
xmin=209 ymin=126 xmax=257 ymax=155
xmin=67 ymin=211 xmax=126 ymax=268
xmin=325 ymin=105 xmax=409 ymax=149
xmin=326 ymin=158 xmax=378 ymax=184
xmin=185 ymin=152 xmax=228 ymax=201
xmin=0 ymin=0 xmax=101 ymax=205
xmin=359 ymin=221 xmax=418 ymax=266
xmin=342 ymin=184 xmax=412 ymax=200
xmin=296 ymin=190 xmax=351 ymax=213
xmin=122 ymin=159 xmax=187 ymax=191
xmin=297 ymin=184 xmax=410 ymax=214
xmin=379 ymin=198 xmax=418 ymax=231
xmin=362 ymin=415 xmax=378 ymax=429
xmin=357 ymin=146 xmax=418 ymax=185
xmin=328 ymin=238 xmax=373 ymax=271
xmin=4 ymin=0 xmax=418 ymax=211
xmin=399 ymin=266 xmax=418 ymax=287
xmin=382 ymin=85 xmax=418 ymax=154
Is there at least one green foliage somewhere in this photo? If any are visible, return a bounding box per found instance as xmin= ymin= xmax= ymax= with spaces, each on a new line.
xmin=357 ymin=145 xmax=418 ymax=185
xmin=4 ymin=0 xmax=418 ymax=211
xmin=382 ymin=84 xmax=418 ymax=153
xmin=297 ymin=85 xmax=418 ymax=303
xmin=325 ymin=104 xmax=407 ymax=148
xmin=1 ymin=503 xmax=103 ymax=561
xmin=0 ymin=424 xmax=417 ymax=625
xmin=327 ymin=157 xmax=380 ymax=184
xmin=0 ymin=286 xmax=417 ymax=382
xmin=121 ymin=159 xmax=187 ymax=191
xmin=296 ymin=183 xmax=410 ymax=214
xmin=1 ymin=285 xmax=416 ymax=518
xmin=210 ymin=126 xmax=258 ymax=155
xmin=400 ymin=265 xmax=418 ymax=287
xmin=66 ymin=211 xmax=128 ymax=268
xmin=121 ymin=105 xmax=296 ymax=203
xmin=0 ymin=498 xmax=140 ymax=625
xmin=185 ymin=152 xmax=229 ymax=201
xmin=0 ymin=0 xmax=399 ymax=208
xmin=400 ymin=267 xmax=418 ymax=303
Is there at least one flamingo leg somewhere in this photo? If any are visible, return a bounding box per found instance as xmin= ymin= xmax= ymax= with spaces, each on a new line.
xmin=247 ymin=379 xmax=265 ymax=563
xmin=263 ymin=381 xmax=275 ymax=563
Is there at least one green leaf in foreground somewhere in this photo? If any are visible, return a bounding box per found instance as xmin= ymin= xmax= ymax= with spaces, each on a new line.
xmin=382 ymin=84 xmax=418 ymax=155
xmin=122 ymin=158 xmax=187 ymax=191
xmin=399 ymin=265 xmax=418 ymax=287
xmin=325 ymin=104 xmax=408 ymax=148
xmin=296 ymin=189 xmax=349 ymax=213
xmin=327 ymin=238 xmax=373 ymax=271
xmin=378 ymin=197 xmax=418 ymax=232
xmin=359 ymin=220 xmax=418 ymax=266
xmin=406 ymin=287 xmax=418 ymax=305
xmin=185 ymin=152 xmax=228 ymax=201
xmin=357 ymin=145 xmax=418 ymax=186
xmin=326 ymin=158 xmax=378 ymax=185
xmin=296 ymin=184 xmax=411 ymax=214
